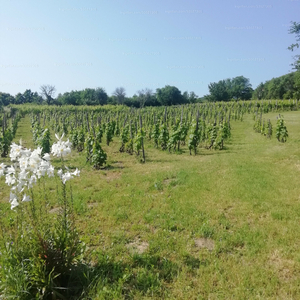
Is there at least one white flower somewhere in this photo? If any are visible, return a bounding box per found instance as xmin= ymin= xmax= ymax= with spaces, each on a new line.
xmin=16 ymin=180 xmax=26 ymax=193
xmin=47 ymin=165 xmax=55 ymax=177
xmin=22 ymin=148 xmax=32 ymax=157
xmin=19 ymin=157 xmax=28 ymax=170
xmin=9 ymin=192 xmax=17 ymax=202
xmin=0 ymin=163 xmax=6 ymax=176
xmin=57 ymin=169 xmax=63 ymax=178
xmin=6 ymin=165 xmax=15 ymax=175
xmin=10 ymin=192 xmax=19 ymax=210
xmin=65 ymin=139 xmax=72 ymax=149
xmin=28 ymin=159 xmax=39 ymax=172
xmin=43 ymin=153 xmax=50 ymax=161
xmin=40 ymin=160 xmax=50 ymax=169
xmin=28 ymin=175 xmax=37 ymax=188
xmin=9 ymin=143 xmax=23 ymax=160
xmin=10 ymin=199 xmax=19 ymax=210
xmin=5 ymin=174 xmax=16 ymax=186
xmin=18 ymin=170 xmax=28 ymax=181
xmin=51 ymin=134 xmax=72 ymax=157
xmin=31 ymin=147 xmax=42 ymax=158
xmin=22 ymin=194 xmax=31 ymax=202
xmin=36 ymin=169 xmax=43 ymax=179
xmin=55 ymin=133 xmax=65 ymax=141
xmin=61 ymin=172 xmax=73 ymax=184
xmin=51 ymin=142 xmax=71 ymax=157
xmin=72 ymin=168 xmax=80 ymax=177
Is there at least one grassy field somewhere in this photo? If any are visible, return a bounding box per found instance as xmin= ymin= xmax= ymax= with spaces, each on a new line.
xmin=1 ymin=110 xmax=300 ymax=299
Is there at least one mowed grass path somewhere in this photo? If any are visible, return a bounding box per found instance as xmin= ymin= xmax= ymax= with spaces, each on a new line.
xmin=2 ymin=111 xmax=300 ymax=299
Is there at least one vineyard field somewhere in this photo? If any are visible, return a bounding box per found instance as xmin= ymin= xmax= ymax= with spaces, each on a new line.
xmin=1 ymin=104 xmax=300 ymax=299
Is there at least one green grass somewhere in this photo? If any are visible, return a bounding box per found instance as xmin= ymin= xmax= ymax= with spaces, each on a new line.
xmin=1 ymin=111 xmax=300 ymax=299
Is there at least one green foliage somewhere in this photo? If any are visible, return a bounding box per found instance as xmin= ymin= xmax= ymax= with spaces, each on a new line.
xmin=156 ymin=86 xmax=185 ymax=106
xmin=38 ymin=128 xmax=51 ymax=155
xmin=84 ymin=133 xmax=94 ymax=162
xmin=158 ymin=123 xmax=169 ymax=150
xmin=253 ymin=72 xmax=300 ymax=100
xmin=95 ymin=125 xmax=103 ymax=143
xmin=77 ymin=129 xmax=85 ymax=152
xmin=253 ymin=114 xmax=262 ymax=133
xmin=92 ymin=140 xmax=107 ymax=169
xmin=288 ymin=21 xmax=300 ymax=70
xmin=70 ymin=128 xmax=79 ymax=150
xmin=276 ymin=115 xmax=288 ymax=142
xmin=134 ymin=128 xmax=145 ymax=159
xmin=32 ymin=120 xmax=42 ymax=145
xmin=213 ymin=123 xmax=226 ymax=150
xmin=151 ymin=123 xmax=160 ymax=148
xmin=267 ymin=119 xmax=273 ymax=138
xmin=120 ymin=124 xmax=130 ymax=152
xmin=179 ymin=123 xmax=189 ymax=145
xmin=105 ymin=121 xmax=114 ymax=146
xmin=188 ymin=119 xmax=200 ymax=155
xmin=167 ymin=121 xmax=182 ymax=152
xmin=0 ymin=127 xmax=13 ymax=157
xmin=208 ymin=80 xmax=231 ymax=102
xmin=208 ymin=76 xmax=252 ymax=101
xmin=207 ymin=123 xmax=218 ymax=149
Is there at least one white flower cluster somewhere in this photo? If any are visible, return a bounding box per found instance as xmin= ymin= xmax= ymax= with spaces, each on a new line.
xmin=0 ymin=134 xmax=79 ymax=210
xmin=51 ymin=133 xmax=72 ymax=157
xmin=57 ymin=167 xmax=80 ymax=184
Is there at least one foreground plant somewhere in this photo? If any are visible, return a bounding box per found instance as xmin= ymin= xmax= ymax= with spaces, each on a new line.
xmin=0 ymin=134 xmax=92 ymax=300
xmin=276 ymin=115 xmax=288 ymax=143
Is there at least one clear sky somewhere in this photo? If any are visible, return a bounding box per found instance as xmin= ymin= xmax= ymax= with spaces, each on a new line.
xmin=0 ymin=0 xmax=299 ymax=98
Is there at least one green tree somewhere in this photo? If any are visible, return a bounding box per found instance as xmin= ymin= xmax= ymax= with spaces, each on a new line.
xmin=0 ymin=92 xmax=15 ymax=106
xmin=15 ymin=93 xmax=25 ymax=104
xmin=253 ymin=82 xmax=265 ymax=100
xmin=288 ymin=21 xmax=300 ymax=70
xmin=208 ymin=80 xmax=230 ymax=101
xmin=230 ymin=76 xmax=253 ymax=100
xmin=94 ymin=87 xmax=108 ymax=105
xmin=113 ymin=87 xmax=126 ymax=104
xmin=156 ymin=85 xmax=183 ymax=106
xmin=189 ymin=91 xmax=198 ymax=103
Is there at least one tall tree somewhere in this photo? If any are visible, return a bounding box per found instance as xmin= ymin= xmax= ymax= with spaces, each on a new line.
xmin=156 ymin=85 xmax=183 ymax=106
xmin=208 ymin=76 xmax=252 ymax=101
xmin=113 ymin=87 xmax=126 ymax=104
xmin=15 ymin=93 xmax=25 ymax=104
xmin=230 ymin=76 xmax=252 ymax=100
xmin=208 ymin=80 xmax=230 ymax=101
xmin=288 ymin=21 xmax=300 ymax=70
xmin=188 ymin=91 xmax=198 ymax=103
xmin=94 ymin=87 xmax=108 ymax=105
xmin=253 ymin=82 xmax=265 ymax=100
xmin=137 ymin=88 xmax=153 ymax=108
xmin=40 ymin=85 xmax=56 ymax=105
xmin=0 ymin=92 xmax=15 ymax=106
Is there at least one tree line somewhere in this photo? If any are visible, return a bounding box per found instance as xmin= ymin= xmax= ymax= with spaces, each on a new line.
xmin=0 ymin=85 xmax=200 ymax=108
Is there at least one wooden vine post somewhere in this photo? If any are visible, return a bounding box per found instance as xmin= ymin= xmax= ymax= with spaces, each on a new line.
xmin=139 ymin=112 xmax=145 ymax=163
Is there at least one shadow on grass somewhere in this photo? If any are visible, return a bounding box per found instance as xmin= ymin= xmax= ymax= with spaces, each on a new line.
xmin=198 ymin=148 xmax=235 ymax=156
xmin=102 ymin=164 xmax=124 ymax=171
xmin=0 ymin=250 xmax=178 ymax=300
xmin=182 ymin=254 xmax=208 ymax=270
xmin=83 ymin=252 xmax=179 ymax=299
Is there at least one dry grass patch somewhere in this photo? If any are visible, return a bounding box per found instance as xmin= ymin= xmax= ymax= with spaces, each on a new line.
xmin=269 ymin=250 xmax=298 ymax=282
xmin=48 ymin=207 xmax=61 ymax=214
xmin=194 ymin=238 xmax=215 ymax=251
xmin=126 ymin=238 xmax=149 ymax=254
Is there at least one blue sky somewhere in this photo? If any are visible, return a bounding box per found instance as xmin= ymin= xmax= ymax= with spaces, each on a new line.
xmin=0 ymin=0 xmax=299 ymax=98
